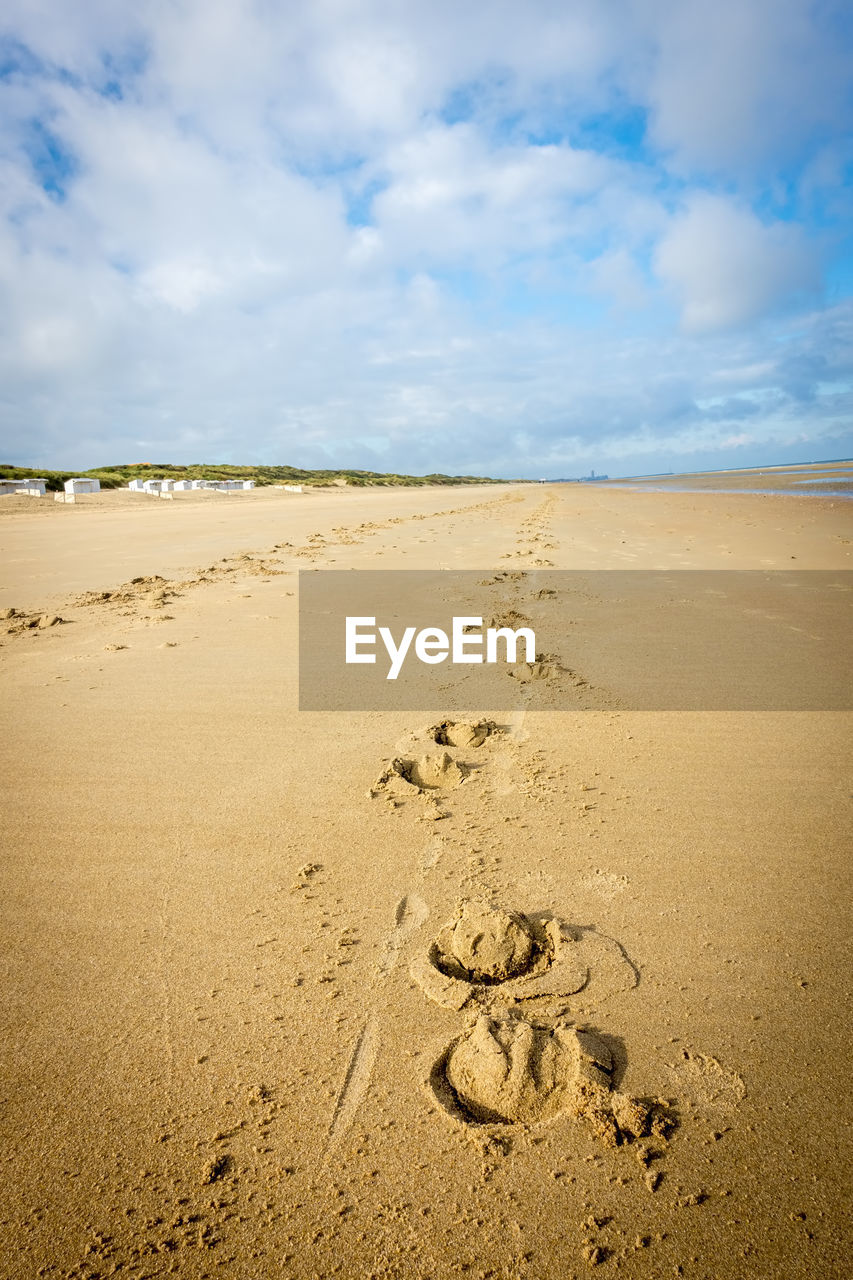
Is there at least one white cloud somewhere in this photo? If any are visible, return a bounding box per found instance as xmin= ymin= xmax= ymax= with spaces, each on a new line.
xmin=371 ymin=123 xmax=616 ymax=267
xmin=0 ymin=0 xmax=849 ymax=475
xmin=639 ymin=0 xmax=851 ymax=175
xmin=654 ymin=194 xmax=819 ymax=333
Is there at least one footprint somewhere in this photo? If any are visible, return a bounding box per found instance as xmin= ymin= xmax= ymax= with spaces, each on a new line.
xmin=410 ymin=900 xmax=588 ymax=1011
xmin=379 ymin=892 xmax=429 ymax=977
xmin=509 ymin=653 xmax=583 ymax=685
xmin=443 ymin=900 xmax=536 ymax=982
xmin=486 ymin=610 xmax=532 ymax=631
xmin=666 ymin=1048 xmax=746 ymax=1111
xmin=371 ymin=752 xmax=469 ymax=797
xmin=430 ymin=719 xmax=497 ymax=749
xmin=427 ymin=1009 xmax=665 ymax=1145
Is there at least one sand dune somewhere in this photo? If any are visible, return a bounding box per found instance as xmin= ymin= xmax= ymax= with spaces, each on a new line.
xmin=0 ymin=482 xmax=850 ymax=1278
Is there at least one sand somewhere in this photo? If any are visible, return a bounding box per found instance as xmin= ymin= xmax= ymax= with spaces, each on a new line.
xmin=0 ymin=478 xmax=851 ymax=1279
xmin=610 ymin=457 xmax=853 ymax=497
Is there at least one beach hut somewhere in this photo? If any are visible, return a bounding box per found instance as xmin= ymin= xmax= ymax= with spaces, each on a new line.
xmin=64 ymin=478 xmax=100 ymax=495
xmin=128 ymin=479 xmax=146 ymax=491
xmin=172 ymin=480 xmax=193 ymax=491
xmin=241 ymin=480 xmax=255 ymax=489
xmin=0 ymin=477 xmax=47 ymax=496
xmin=142 ymin=479 xmax=163 ymax=493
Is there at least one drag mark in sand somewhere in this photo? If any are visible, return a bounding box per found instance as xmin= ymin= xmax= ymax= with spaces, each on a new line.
xmin=324 ymin=892 xmax=429 ymax=1156
xmin=325 ymin=1017 xmax=381 ymax=1154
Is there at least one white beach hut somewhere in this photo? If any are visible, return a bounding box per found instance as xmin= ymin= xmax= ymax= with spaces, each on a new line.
xmin=128 ymin=479 xmax=146 ymax=491
xmin=172 ymin=480 xmax=193 ymax=491
xmin=64 ymin=478 xmax=100 ymax=495
xmin=0 ymin=477 xmax=47 ymax=496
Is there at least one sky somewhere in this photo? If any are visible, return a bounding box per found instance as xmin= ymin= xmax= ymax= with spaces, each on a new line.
xmin=1 ymin=0 xmax=852 ymax=479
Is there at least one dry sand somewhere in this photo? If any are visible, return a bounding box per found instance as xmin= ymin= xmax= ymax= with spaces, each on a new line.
xmin=0 ymin=479 xmax=851 ymax=1279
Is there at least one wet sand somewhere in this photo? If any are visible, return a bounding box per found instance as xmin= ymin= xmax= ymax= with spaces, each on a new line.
xmin=607 ymin=457 xmax=853 ymax=497
xmin=0 ymin=480 xmax=850 ymax=1279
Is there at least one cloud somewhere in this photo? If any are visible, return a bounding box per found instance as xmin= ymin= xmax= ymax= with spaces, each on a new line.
xmin=0 ymin=0 xmax=850 ymax=476
xmin=640 ymin=0 xmax=853 ymax=176
xmin=654 ymin=194 xmax=819 ymax=333
xmin=369 ymin=123 xmax=616 ymax=269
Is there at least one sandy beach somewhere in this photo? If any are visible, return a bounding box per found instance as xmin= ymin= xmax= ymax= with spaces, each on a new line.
xmin=1 ymin=479 xmax=851 ymax=1280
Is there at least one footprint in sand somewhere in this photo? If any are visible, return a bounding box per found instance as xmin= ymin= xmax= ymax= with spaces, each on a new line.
xmin=666 ymin=1047 xmax=746 ymax=1111
xmin=370 ymin=751 xmax=469 ymax=797
xmin=509 ymin=652 xmax=585 ymax=686
xmin=411 ymin=899 xmax=637 ymax=1011
xmin=430 ymin=718 xmax=497 ymax=748
xmin=379 ymin=892 xmax=429 ymax=977
xmin=371 ymin=720 xmax=503 ymax=802
xmin=427 ymin=1008 xmax=667 ymax=1146
xmin=411 ymin=900 xmax=583 ymax=1010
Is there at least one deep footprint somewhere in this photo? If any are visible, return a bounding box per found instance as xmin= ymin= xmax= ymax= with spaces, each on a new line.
xmin=430 ymin=719 xmax=497 ymax=749
xmin=442 ymin=900 xmax=536 ymax=982
xmin=410 ymin=899 xmax=588 ymax=1009
xmin=429 ymin=1010 xmax=669 ymax=1144
xmin=372 ymin=751 xmax=469 ymax=795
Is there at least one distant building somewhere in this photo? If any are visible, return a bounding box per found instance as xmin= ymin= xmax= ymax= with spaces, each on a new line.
xmin=64 ymin=478 xmax=100 ymax=494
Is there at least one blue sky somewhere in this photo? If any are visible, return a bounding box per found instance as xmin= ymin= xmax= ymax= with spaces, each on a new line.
xmin=0 ymin=0 xmax=851 ymax=478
